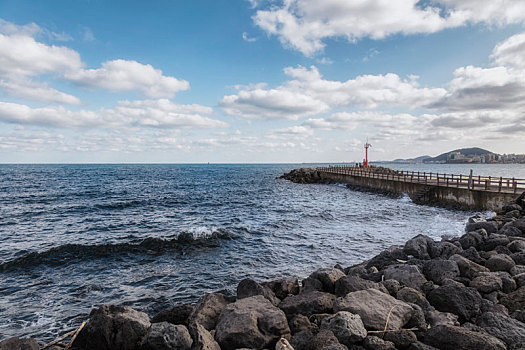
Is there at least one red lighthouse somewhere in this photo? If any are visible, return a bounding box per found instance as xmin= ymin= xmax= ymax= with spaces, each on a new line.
xmin=363 ymin=139 xmax=372 ymax=168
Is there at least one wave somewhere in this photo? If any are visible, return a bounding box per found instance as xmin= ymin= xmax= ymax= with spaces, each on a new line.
xmin=0 ymin=229 xmax=236 ymax=272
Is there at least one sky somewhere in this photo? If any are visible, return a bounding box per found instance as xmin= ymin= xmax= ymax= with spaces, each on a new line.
xmin=0 ymin=0 xmax=524 ymax=163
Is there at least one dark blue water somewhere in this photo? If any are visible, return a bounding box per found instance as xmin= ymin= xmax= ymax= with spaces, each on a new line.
xmin=0 ymin=164 xmax=475 ymax=342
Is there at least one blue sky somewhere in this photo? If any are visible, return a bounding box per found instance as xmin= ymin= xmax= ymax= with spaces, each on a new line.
xmin=0 ymin=0 xmax=524 ymax=163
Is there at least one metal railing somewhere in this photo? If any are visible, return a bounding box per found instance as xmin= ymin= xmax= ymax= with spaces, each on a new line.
xmin=316 ymin=165 xmax=525 ymax=194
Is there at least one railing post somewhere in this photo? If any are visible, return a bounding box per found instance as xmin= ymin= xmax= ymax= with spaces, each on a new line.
xmin=468 ymin=170 xmax=473 ymax=190
xmin=513 ymin=178 xmax=517 ymax=194
xmin=499 ymin=177 xmax=502 ymax=192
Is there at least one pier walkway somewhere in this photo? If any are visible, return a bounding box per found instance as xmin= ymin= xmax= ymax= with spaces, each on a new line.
xmin=316 ymin=166 xmax=525 ymax=210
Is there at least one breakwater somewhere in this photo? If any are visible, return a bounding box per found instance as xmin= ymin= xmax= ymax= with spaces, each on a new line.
xmin=3 ymin=172 xmax=525 ymax=349
xmin=283 ymin=167 xmax=525 ymax=211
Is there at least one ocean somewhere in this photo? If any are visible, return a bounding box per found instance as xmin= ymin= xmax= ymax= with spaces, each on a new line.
xmin=0 ymin=163 xmax=522 ymax=342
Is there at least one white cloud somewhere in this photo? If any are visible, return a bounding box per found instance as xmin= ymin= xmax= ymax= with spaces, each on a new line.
xmin=0 ymin=32 xmax=82 ymax=77
xmin=253 ymin=0 xmax=525 ymax=55
xmin=66 ymin=59 xmax=190 ymax=99
xmin=242 ymin=32 xmax=257 ymax=42
xmin=0 ymin=19 xmax=190 ymax=103
xmin=220 ymin=65 xmax=446 ymax=119
xmin=0 ymin=78 xmax=81 ymax=105
xmin=0 ymin=99 xmax=227 ymax=130
xmin=491 ymin=32 xmax=525 ymax=68
xmin=270 ymin=125 xmax=314 ymax=138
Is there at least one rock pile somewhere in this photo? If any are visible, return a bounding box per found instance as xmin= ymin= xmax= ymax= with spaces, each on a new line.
xmin=277 ymin=168 xmax=324 ymax=184
xmin=2 ymin=194 xmax=525 ymax=350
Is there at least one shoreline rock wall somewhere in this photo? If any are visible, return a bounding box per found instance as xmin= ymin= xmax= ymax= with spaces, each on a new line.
xmin=3 ymin=190 xmax=525 ymax=350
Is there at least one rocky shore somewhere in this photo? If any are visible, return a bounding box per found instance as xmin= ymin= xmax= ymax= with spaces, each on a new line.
xmin=2 ymin=193 xmax=525 ymax=349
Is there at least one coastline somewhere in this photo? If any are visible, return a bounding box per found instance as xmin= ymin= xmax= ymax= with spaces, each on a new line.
xmin=2 ymin=178 xmax=525 ymax=349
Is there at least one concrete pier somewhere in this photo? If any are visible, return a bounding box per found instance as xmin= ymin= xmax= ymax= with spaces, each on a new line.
xmin=316 ymin=166 xmax=525 ymax=211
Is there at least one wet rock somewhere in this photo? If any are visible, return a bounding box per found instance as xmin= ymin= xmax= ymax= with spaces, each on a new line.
xmin=506 ymin=210 xmax=522 ymax=218
xmin=0 ymin=337 xmax=39 ymax=350
xmin=511 ymin=310 xmax=525 ymax=323
xmin=423 ymin=260 xmax=459 ymax=285
xmin=367 ymin=246 xmax=408 ymax=270
xmin=449 ymin=254 xmax=488 ymax=279
xmin=465 ymin=218 xmax=498 ymax=234
xmin=405 ymin=303 xmax=427 ymax=329
xmin=499 ymin=225 xmax=523 ymax=237
xmin=320 ymin=311 xmax=367 ymax=345
xmin=425 ymin=309 xmax=459 ymax=327
xmin=334 ymin=289 xmax=413 ymax=330
xmin=215 ymin=295 xmax=290 ymax=349
xmin=500 ymin=286 xmax=525 ymax=313
xmin=383 ymin=330 xmax=417 ymax=349
xmin=514 ymin=273 xmax=525 ymax=287
xmin=396 ymin=287 xmax=431 ymax=310
xmin=362 ymin=336 xmax=396 ymax=350
xmin=429 ymin=241 xmax=462 ymax=259
xmin=74 ymin=305 xmax=150 ymax=350
xmin=335 ymin=274 xmax=386 ymax=297
xmin=470 ymin=275 xmax=503 ymax=293
xmin=427 ymin=284 xmax=482 ymax=321
xmin=191 ymin=323 xmax=220 ymax=350
xmin=459 ymin=229 xmax=487 ymax=250
xmin=485 ymin=254 xmax=515 ymax=272
xmin=279 ymin=291 xmax=335 ymax=317
xmin=263 ymin=278 xmax=300 ymax=299
xmin=305 ymin=330 xmax=348 ymax=350
xmin=140 ymin=322 xmax=192 ymax=350
xmin=151 ymin=303 xmax=194 ymax=326
xmin=237 ymin=278 xmax=280 ymax=306
xmin=188 ymin=292 xmax=229 ymax=331
xmin=476 ymin=312 xmax=525 ymax=350
xmin=502 ymin=203 xmax=523 ymax=213
xmin=384 ymin=264 xmax=427 ymax=290
xmin=309 ymin=268 xmax=346 ymax=293
xmin=404 ymin=235 xmax=435 ymax=260
xmin=424 ymin=325 xmax=506 ymax=350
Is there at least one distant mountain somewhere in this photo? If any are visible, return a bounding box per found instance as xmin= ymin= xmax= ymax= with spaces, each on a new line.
xmin=423 ymin=147 xmax=492 ymax=163
xmin=392 ymin=155 xmax=431 ymax=163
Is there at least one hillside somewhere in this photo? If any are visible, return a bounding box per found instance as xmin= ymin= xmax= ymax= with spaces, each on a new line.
xmin=423 ymin=147 xmax=492 ymax=162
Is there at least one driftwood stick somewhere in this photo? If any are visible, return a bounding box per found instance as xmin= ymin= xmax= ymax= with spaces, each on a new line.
xmin=41 ymin=329 xmax=76 ymax=349
xmin=64 ymin=321 xmax=86 ymax=350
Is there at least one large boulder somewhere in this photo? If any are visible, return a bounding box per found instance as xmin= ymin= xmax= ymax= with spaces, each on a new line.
xmin=465 ymin=218 xmax=498 ymax=234
xmin=510 ymin=251 xmax=525 ymax=265
xmin=334 ymin=274 xmax=386 ymax=297
xmin=396 ymin=287 xmax=431 ymax=310
xmin=424 ymin=325 xmax=506 ymax=350
xmin=263 ymin=278 xmax=300 ymax=299
xmin=215 ymin=295 xmax=289 ymax=349
xmin=404 ymin=235 xmax=435 ymax=260
xmin=469 ymin=275 xmax=503 ymax=293
xmin=427 ymin=284 xmax=482 ymax=321
xmin=279 ymin=291 xmax=335 ymax=317
xmin=151 ymin=304 xmax=194 ymax=326
xmin=362 ymin=336 xmax=396 ymax=350
xmin=334 ymin=289 xmax=413 ymax=330
xmin=237 ymin=278 xmax=280 ymax=305
xmin=309 ymin=268 xmax=346 ymax=293
xmin=449 ymin=254 xmax=489 ymax=279
xmin=191 ymin=323 xmax=220 ymax=350
xmin=423 ymin=260 xmax=459 ymax=285
xmin=459 ymin=229 xmax=488 ymax=250
xmin=0 ymin=337 xmax=39 ymax=350
xmin=140 ymin=322 xmax=192 ymax=350
xmin=383 ymin=264 xmax=427 ymax=290
xmin=74 ymin=305 xmax=151 ymax=350
xmin=320 ymin=311 xmax=367 ymax=345
xmin=476 ymin=312 xmax=525 ymax=350
xmin=511 ymin=218 xmax=525 ymax=233
xmin=500 ymin=286 xmax=525 ymax=313
xmin=367 ymin=246 xmax=408 ymax=270
xmin=485 ymin=254 xmax=516 ymax=272
xmin=383 ymin=330 xmax=418 ymax=349
xmin=479 ymin=234 xmax=510 ymax=251
xmin=188 ymin=293 xmax=229 ymax=331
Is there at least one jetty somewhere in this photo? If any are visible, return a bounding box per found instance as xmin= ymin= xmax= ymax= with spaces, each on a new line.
xmin=288 ymin=166 xmax=525 ymax=211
